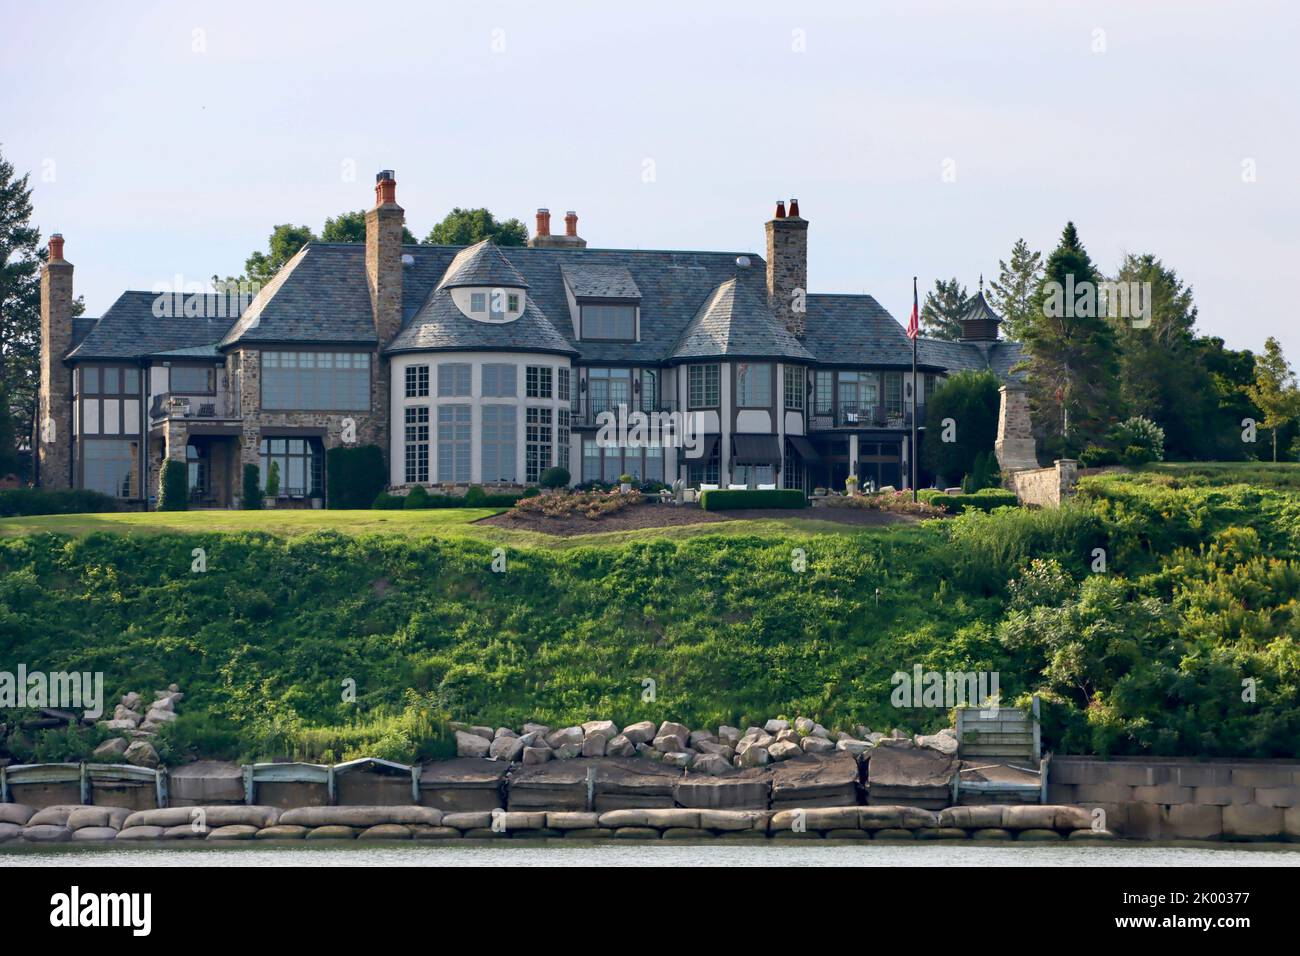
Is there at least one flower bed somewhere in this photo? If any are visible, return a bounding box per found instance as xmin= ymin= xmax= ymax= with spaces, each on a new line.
xmin=512 ymin=489 xmax=644 ymax=520
xmin=817 ymin=490 xmax=947 ymax=517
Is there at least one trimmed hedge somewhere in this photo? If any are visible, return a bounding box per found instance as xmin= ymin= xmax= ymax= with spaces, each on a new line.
xmin=924 ymin=488 xmax=1019 ymax=514
xmin=0 ymin=487 xmax=120 ymax=517
xmin=158 ymin=459 xmax=189 ymax=511
xmin=326 ymin=445 xmax=387 ymax=509
xmin=698 ymin=489 xmax=806 ymax=511
xmin=372 ymin=486 xmax=527 ymax=510
xmin=242 ymin=464 xmax=262 ymax=510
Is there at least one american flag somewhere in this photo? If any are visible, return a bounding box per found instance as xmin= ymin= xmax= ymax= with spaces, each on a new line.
xmin=906 ymin=277 xmax=919 ymax=339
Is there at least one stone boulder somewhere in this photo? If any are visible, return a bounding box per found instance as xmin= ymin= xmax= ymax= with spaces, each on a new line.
xmin=717 ymin=725 xmax=741 ymax=747
xmin=656 ymin=721 xmax=690 ymax=741
xmin=522 ymin=747 xmax=552 ymax=765
xmin=93 ymin=737 xmax=129 ymax=759
xmin=653 ymin=732 xmax=688 ymax=753
xmin=764 ymin=719 xmax=790 ymax=734
xmin=605 ymin=734 xmax=636 ymax=757
xmin=123 ymin=740 xmax=159 ymax=769
xmin=768 ymin=740 xmax=802 ymax=761
xmin=737 ymin=745 xmax=770 ymax=768
xmin=915 ymin=730 xmax=959 ymax=756
xmin=489 ymin=735 xmax=525 ymax=762
xmin=581 ymin=734 xmax=608 ymax=758
xmin=544 ymin=726 xmax=584 ymax=750
xmin=621 ymin=721 xmax=657 ymax=745
xmin=866 ymin=740 xmax=956 ymax=809
xmin=582 ymin=720 xmax=619 ymax=740
xmin=801 ymin=736 xmax=835 ymax=754
xmin=455 ymin=730 xmax=491 ymax=758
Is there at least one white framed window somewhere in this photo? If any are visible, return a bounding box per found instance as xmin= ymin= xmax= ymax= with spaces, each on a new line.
xmin=688 ymin=364 xmax=719 ymax=408
xmin=437 ymin=404 xmax=472 ymax=482
xmin=482 ymin=364 xmax=517 ymax=397
xmin=438 ymin=363 xmax=472 ymax=397
xmin=736 ymin=362 xmax=771 ymax=408
xmin=526 ymin=366 xmax=553 ymax=399
xmin=481 ymin=405 xmax=517 ymax=482
xmin=470 ymin=292 xmax=486 ymax=313
xmin=405 ymin=406 xmax=429 ymax=483
xmin=525 ymin=406 xmax=553 ymax=482
xmin=405 ymin=364 xmax=429 ymax=398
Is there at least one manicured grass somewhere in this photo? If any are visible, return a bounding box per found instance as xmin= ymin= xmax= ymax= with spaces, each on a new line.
xmin=0 ymin=507 xmax=922 ymax=549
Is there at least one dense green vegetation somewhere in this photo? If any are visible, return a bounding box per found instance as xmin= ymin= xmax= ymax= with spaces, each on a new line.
xmin=0 ymin=488 xmax=119 ymax=517
xmin=1 ymin=469 xmax=1298 ymax=765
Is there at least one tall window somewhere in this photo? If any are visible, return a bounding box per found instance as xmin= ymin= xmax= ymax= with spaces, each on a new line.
xmin=884 ymin=372 xmax=903 ymax=415
xmin=736 ymin=362 xmax=771 ymax=408
xmin=405 ymin=364 xmax=429 ymax=398
xmin=259 ymin=438 xmax=323 ymax=496
xmin=83 ymin=440 xmax=136 ymax=497
xmin=644 ymin=443 xmax=663 ymax=482
xmin=784 ymin=366 xmax=804 ymax=410
xmin=405 ymin=406 xmax=429 ymax=483
xmin=588 ymin=367 xmax=631 ymax=416
xmin=186 ymin=443 xmax=207 ymax=499
xmin=557 ymin=408 xmax=570 ymax=475
xmin=437 ymin=405 xmax=472 ymax=482
xmin=482 ymin=364 xmax=517 ymax=397
xmin=783 ymin=438 xmax=804 ymax=491
xmin=438 ymin=363 xmax=471 ymax=397
xmin=481 ymin=405 xmax=517 ymax=482
xmin=924 ymin=373 xmax=940 ymax=404
xmin=580 ymin=304 xmax=636 ymax=341
xmin=262 ymin=351 xmax=370 ymax=410
xmin=525 ymin=407 xmax=552 ymax=482
xmin=687 ymin=444 xmax=720 ymax=487
xmin=814 ymin=371 xmax=833 ymax=415
xmin=582 ymin=438 xmax=600 ymax=482
xmin=470 ymin=292 xmax=486 ymax=313
xmin=557 ymin=367 xmax=571 ymax=403
xmin=640 ymin=369 xmax=658 ymax=411
xmin=525 ymin=365 xmax=553 ymax=399
xmin=688 ymin=364 xmax=719 ymax=408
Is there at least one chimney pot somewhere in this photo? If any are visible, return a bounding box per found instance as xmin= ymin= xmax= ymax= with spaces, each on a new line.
xmin=374 ymin=170 xmax=397 ymax=206
xmin=564 ymin=211 xmax=578 ymax=236
xmin=536 ymin=208 xmax=551 ymax=237
xmin=48 ymin=233 xmax=65 ymax=262
xmin=788 ymin=198 xmax=800 ymax=218
xmin=774 ymin=200 xmax=786 ymax=219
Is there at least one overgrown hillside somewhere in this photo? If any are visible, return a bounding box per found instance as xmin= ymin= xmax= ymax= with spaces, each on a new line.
xmin=2 ymin=474 xmax=1298 ymax=764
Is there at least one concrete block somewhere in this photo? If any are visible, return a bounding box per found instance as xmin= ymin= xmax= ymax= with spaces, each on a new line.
xmin=1190 ymin=785 xmax=1254 ymax=806
xmin=1072 ymin=783 xmax=1134 ymax=804
xmin=1254 ymin=787 xmax=1300 ymax=808
xmin=1045 ymin=783 xmax=1076 ymax=804
xmin=1163 ymin=804 xmax=1222 ymax=840
xmin=1285 ymin=807 xmax=1300 ymax=841
xmin=1230 ymin=766 xmax=1294 ymax=788
xmin=1123 ymin=803 xmax=1162 ymax=840
xmin=1170 ymin=765 xmax=1233 ymax=787
xmin=1222 ymin=804 xmax=1284 ymax=840
xmin=1131 ymin=785 xmax=1192 ymax=805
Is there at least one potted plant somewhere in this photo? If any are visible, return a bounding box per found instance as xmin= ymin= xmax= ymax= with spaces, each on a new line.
xmin=813 ymin=487 xmax=827 ymax=497
xmin=846 ymin=475 xmax=859 ymax=496
xmin=264 ymin=460 xmax=280 ymax=508
xmin=619 ymin=473 xmax=634 ymax=494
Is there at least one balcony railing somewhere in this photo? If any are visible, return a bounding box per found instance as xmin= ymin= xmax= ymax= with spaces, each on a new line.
xmin=570 ymin=398 xmax=679 ymax=428
xmin=149 ymin=391 xmax=241 ymax=423
xmin=809 ymin=402 xmax=926 ymax=431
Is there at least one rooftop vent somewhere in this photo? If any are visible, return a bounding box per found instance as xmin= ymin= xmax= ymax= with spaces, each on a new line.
xmin=735 ymin=256 xmax=751 ymax=269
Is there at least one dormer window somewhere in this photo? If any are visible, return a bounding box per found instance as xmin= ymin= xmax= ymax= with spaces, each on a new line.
xmin=580 ymin=303 xmax=636 ymax=341
xmin=470 ymin=292 xmax=486 ymax=313
xmin=508 ymin=293 xmax=520 ymax=312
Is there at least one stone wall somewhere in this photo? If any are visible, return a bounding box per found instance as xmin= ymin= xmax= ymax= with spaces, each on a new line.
xmin=37 ymin=247 xmax=75 ymax=489
xmin=993 ymin=383 xmax=1038 ymax=474
xmin=1048 ymin=756 xmax=1300 ymax=840
xmin=1009 ymin=458 xmax=1078 ymax=508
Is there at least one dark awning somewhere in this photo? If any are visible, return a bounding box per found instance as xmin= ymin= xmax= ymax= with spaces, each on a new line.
xmin=731 ymin=433 xmax=783 ymax=465
xmin=787 ymin=434 xmax=821 ymax=463
xmin=681 ymin=433 xmax=719 ymax=463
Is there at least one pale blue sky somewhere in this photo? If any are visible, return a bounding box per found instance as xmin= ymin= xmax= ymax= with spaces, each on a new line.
xmin=3 ymin=0 xmax=1297 ymax=358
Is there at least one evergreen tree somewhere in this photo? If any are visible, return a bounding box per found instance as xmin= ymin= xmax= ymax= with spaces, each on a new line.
xmin=920 ymin=369 xmax=1000 ymax=485
xmin=1022 ymin=222 xmax=1122 ymax=451
xmin=0 ymin=147 xmax=42 ymax=459
xmin=920 ymin=277 xmax=968 ymax=341
xmin=1194 ymin=336 xmax=1261 ymax=460
xmin=1245 ymin=337 xmax=1300 ymax=462
xmin=1109 ymin=253 xmax=1219 ymax=460
xmin=987 ymin=238 xmax=1042 ymax=342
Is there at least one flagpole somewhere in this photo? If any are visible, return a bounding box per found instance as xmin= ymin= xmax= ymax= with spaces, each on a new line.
xmin=911 ymin=276 xmax=918 ymax=502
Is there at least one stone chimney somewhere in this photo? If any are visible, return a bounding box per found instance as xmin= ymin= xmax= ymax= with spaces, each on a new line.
xmin=365 ymin=170 xmax=404 ymax=345
xmin=765 ymin=197 xmax=808 ymax=338
xmin=38 ymin=234 xmax=74 ymax=488
xmin=528 ymin=207 xmax=587 ymax=248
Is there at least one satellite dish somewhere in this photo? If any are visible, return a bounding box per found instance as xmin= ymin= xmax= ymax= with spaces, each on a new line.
xmin=735 ymin=256 xmax=751 ymax=269
xmin=401 ymin=254 xmax=415 ymax=267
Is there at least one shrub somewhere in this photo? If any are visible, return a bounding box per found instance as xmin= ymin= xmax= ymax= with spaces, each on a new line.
xmin=0 ymin=487 xmax=119 ymax=517
xmin=961 ymin=451 xmax=1000 ymax=494
xmin=927 ymin=488 xmax=1019 ymax=515
xmin=1109 ymin=416 xmax=1165 ymax=465
xmin=158 ymin=459 xmax=189 ymax=511
xmin=521 ymin=487 xmax=541 ymax=498
xmin=326 ymin=444 xmax=387 ymax=509
xmin=1080 ymin=444 xmax=1121 ymax=467
xmin=820 ymin=490 xmax=945 ymax=517
xmin=463 ymin=485 xmax=487 ymax=506
xmin=404 ymin=485 xmax=432 ymax=509
xmin=539 ymin=467 xmax=570 ymax=490
xmin=372 ymin=491 xmax=404 ymax=510
xmin=921 ymin=370 xmax=1001 ymax=484
xmin=242 ymin=463 xmax=262 ymax=509
xmin=698 ymin=489 xmax=806 ymax=511
xmin=513 ymin=489 xmax=643 ymax=519
xmin=265 ymin=460 xmax=281 ymax=499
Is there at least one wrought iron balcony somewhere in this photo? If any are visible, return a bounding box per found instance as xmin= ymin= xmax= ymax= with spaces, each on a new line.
xmin=808 ymin=402 xmax=926 ymax=431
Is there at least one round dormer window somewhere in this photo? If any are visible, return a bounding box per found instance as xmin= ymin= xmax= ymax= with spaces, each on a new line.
xmin=454 ymin=286 xmax=525 ymax=323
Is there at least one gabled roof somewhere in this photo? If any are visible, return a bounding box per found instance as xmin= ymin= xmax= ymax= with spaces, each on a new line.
xmin=669 ymin=276 xmax=815 ymax=363
xmin=219 ymin=244 xmax=378 ymax=348
xmin=438 ymin=240 xmax=529 ymax=290
xmin=802 ymin=294 xmax=930 ymax=368
xmin=560 ymin=263 xmax=640 ymax=300
xmin=67 ymin=292 xmax=233 ymax=361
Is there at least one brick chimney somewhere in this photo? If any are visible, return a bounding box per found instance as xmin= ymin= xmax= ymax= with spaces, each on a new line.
xmin=528 ymin=207 xmax=587 ymax=248
xmin=765 ymin=197 xmax=808 ymax=338
xmin=38 ymin=234 xmax=74 ymax=488
xmin=365 ymin=170 xmax=404 ymax=345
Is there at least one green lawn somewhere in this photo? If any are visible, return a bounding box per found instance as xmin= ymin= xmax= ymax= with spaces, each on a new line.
xmin=0 ymin=506 xmax=915 ymax=550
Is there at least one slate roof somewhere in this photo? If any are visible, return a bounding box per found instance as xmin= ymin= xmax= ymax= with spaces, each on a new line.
xmin=960 ymin=289 xmax=1003 ymax=325
xmin=386 ymin=286 xmax=576 ymax=356
xmin=669 ymin=276 xmax=815 ymax=362
xmin=219 ymin=244 xmax=378 ymax=347
xmin=560 ymin=263 xmax=641 ymax=300
xmin=69 ymin=236 xmax=1025 ymax=382
xmin=439 ymin=240 xmax=529 ymax=290
xmin=67 ymin=292 xmax=234 ymax=361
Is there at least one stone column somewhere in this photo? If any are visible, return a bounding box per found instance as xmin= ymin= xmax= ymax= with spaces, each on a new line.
xmin=994 ymin=383 xmax=1039 ymax=479
xmin=38 ymin=235 xmax=74 ymax=488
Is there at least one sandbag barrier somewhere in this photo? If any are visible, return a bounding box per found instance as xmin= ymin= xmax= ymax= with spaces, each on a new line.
xmin=0 ymin=802 xmax=1118 ymax=844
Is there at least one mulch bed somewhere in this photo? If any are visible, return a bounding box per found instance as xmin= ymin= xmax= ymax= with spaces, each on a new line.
xmin=478 ymin=502 xmax=917 ymax=537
